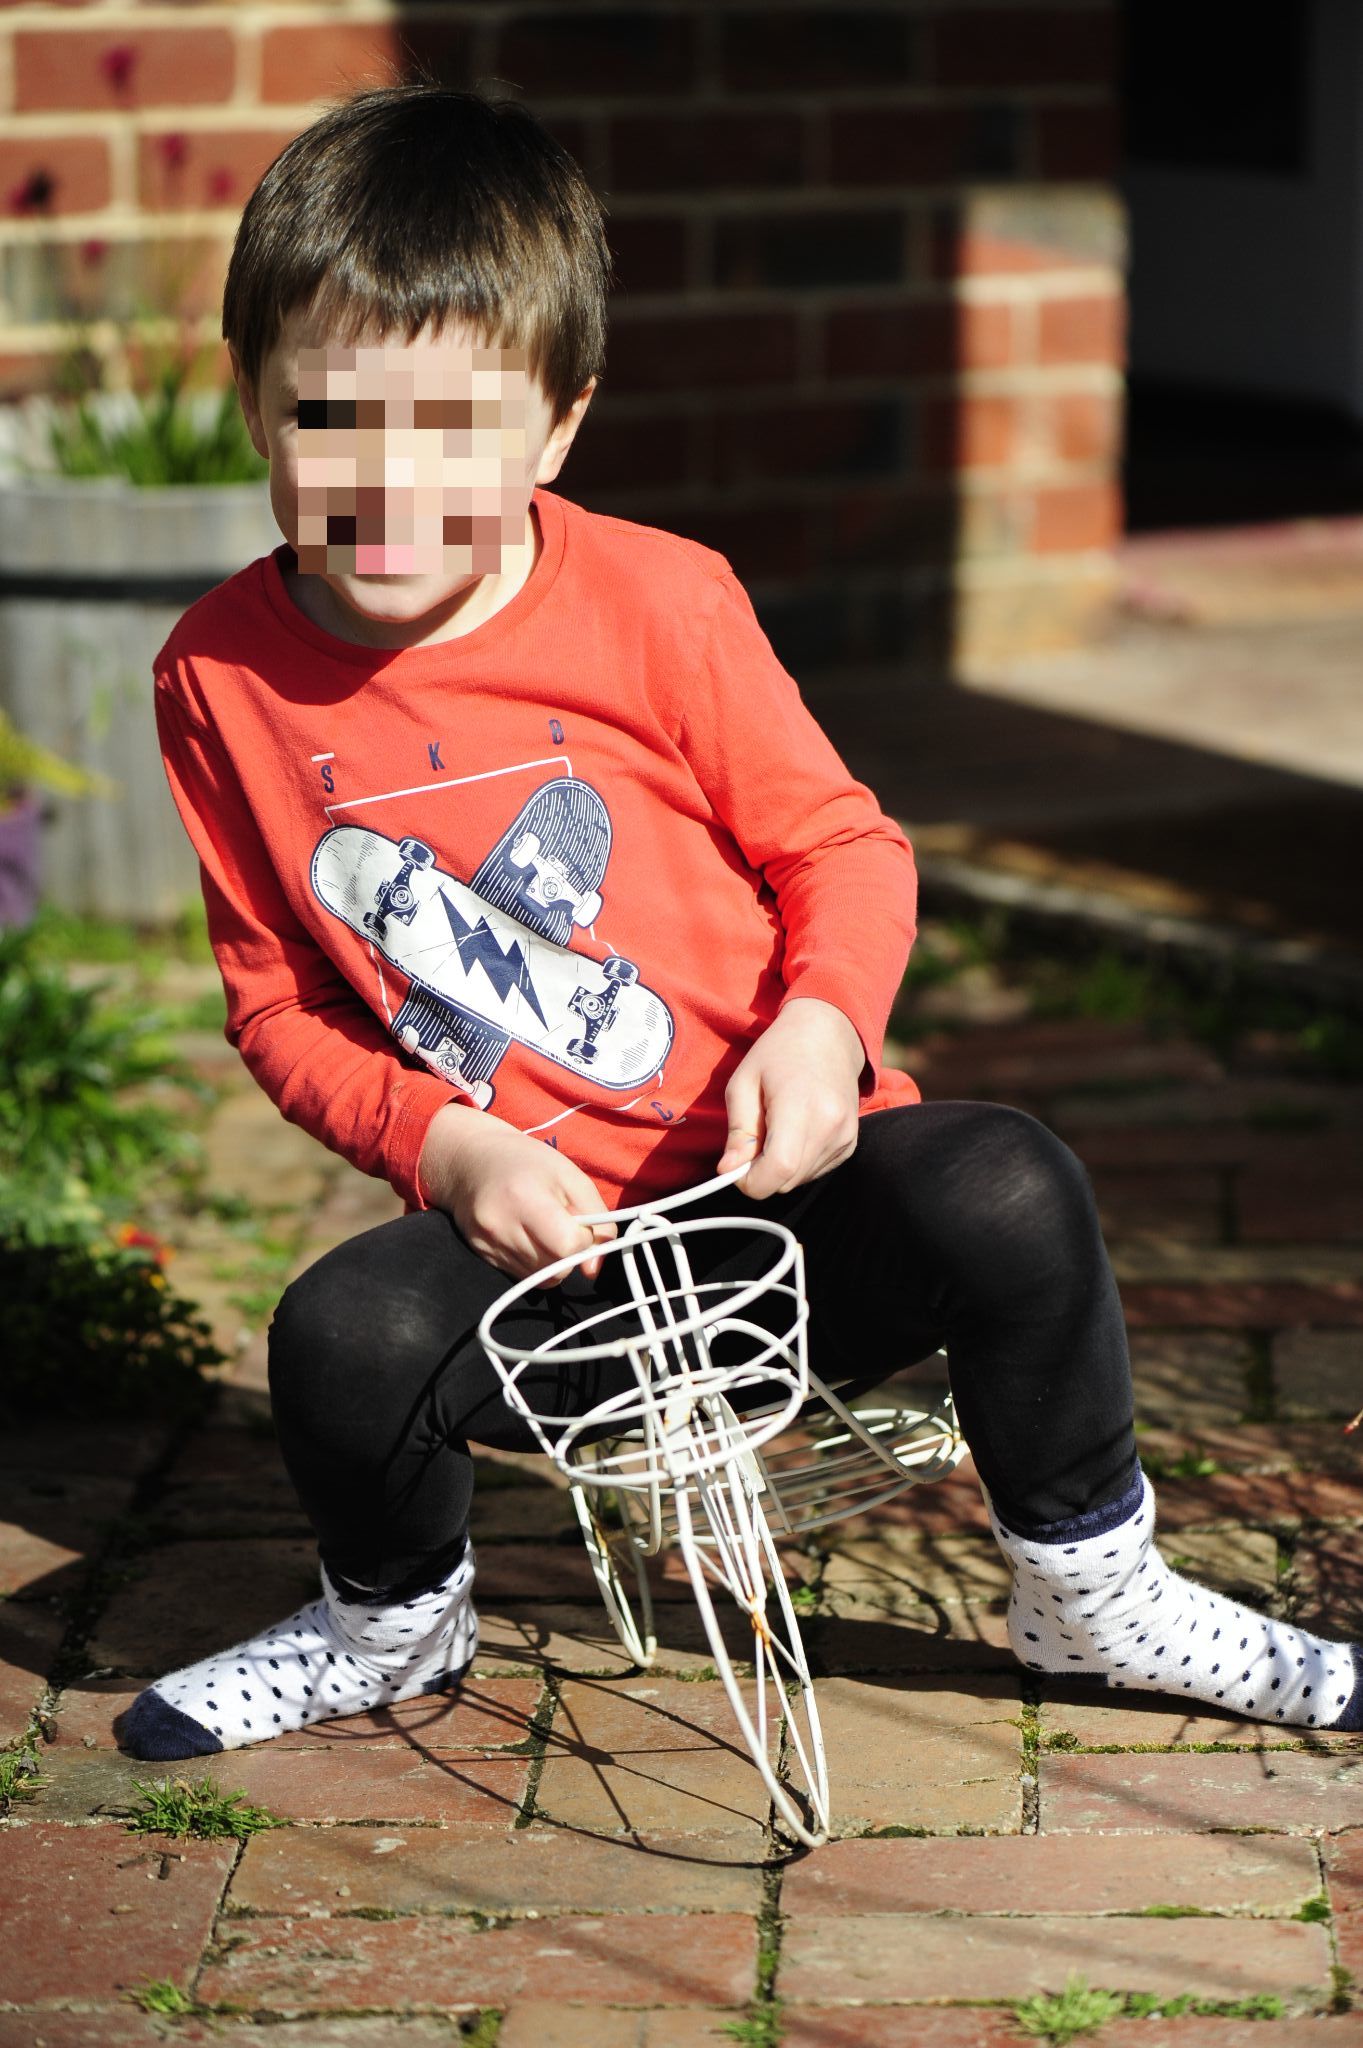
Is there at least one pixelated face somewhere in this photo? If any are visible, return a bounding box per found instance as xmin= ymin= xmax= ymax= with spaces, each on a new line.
xmin=235 ymin=308 xmax=591 ymax=646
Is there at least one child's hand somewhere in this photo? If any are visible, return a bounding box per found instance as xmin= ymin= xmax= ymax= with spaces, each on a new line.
xmin=417 ymin=1104 xmax=615 ymax=1284
xmin=716 ymin=997 xmax=865 ymax=1200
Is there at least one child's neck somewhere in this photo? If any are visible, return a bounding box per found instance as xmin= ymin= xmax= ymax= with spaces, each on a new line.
xmin=283 ymin=504 xmax=540 ymax=650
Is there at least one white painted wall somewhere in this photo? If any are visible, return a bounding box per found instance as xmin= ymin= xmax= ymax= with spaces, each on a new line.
xmin=1125 ymin=0 xmax=1363 ymax=416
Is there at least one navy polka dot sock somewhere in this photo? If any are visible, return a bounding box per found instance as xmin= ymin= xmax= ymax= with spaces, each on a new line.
xmin=990 ymin=1472 xmax=1363 ymax=1730
xmin=116 ymin=1545 xmax=478 ymax=1760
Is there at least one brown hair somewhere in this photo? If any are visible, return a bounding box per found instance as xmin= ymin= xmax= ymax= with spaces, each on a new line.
xmin=222 ymin=83 xmax=611 ymax=420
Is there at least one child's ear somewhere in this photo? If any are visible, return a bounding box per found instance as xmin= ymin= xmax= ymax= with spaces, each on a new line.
xmin=535 ymin=377 xmax=597 ymax=485
xmin=229 ymin=345 xmax=270 ymax=462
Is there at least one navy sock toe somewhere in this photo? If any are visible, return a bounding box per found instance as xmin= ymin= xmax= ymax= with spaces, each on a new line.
xmin=1332 ymin=1646 xmax=1363 ymax=1732
xmin=117 ymin=1687 xmax=224 ymax=1761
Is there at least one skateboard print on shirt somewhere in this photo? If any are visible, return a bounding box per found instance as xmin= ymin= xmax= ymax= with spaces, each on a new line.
xmin=310 ymin=776 xmax=674 ymax=1110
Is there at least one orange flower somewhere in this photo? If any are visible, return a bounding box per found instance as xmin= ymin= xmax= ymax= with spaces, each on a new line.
xmin=115 ymin=1224 xmax=173 ymax=1268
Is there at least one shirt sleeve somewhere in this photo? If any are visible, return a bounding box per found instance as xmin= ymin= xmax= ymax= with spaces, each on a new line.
xmin=154 ymin=677 xmax=458 ymax=1207
xmin=677 ymin=569 xmax=918 ymax=1083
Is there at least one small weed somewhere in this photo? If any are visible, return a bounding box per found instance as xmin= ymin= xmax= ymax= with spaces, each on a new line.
xmin=1014 ymin=1974 xmax=1125 ymax=2043
xmin=126 ymin=1774 xmax=285 ymax=1842
xmin=1139 ymin=1903 xmax=1212 ymax=1918
xmin=127 ymin=1979 xmax=196 ymax=2016
xmin=1140 ymin=1450 xmax=1221 ymax=1481
xmin=1298 ymin=1891 xmax=1331 ymax=1923
xmin=0 ymin=1739 xmax=47 ymax=1813
xmin=1040 ymin=1727 xmax=1081 ymax=1753
xmin=1121 ymin=1993 xmax=1283 ymax=2021
xmin=723 ymin=2014 xmax=783 ymax=2048
xmin=460 ymin=2014 xmax=503 ymax=2047
xmin=789 ymin=1584 xmax=818 ymax=1615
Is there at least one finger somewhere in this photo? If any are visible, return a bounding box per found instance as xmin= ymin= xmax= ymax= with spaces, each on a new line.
xmin=719 ymin=1066 xmax=764 ymax=1180
xmin=743 ymin=1094 xmax=811 ymax=1200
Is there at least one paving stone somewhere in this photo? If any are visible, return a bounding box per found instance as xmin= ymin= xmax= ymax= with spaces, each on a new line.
xmin=1137 ymin=1421 xmax=1361 ymax=1477
xmin=195 ymin=1909 xmax=756 ymax=2011
xmin=0 ymin=1421 xmax=173 ymax=1480
xmin=1239 ymin=1162 xmax=1363 ymax=1242
xmin=1146 ymin=1525 xmax=1280 ymax=1604
xmin=1034 ymin=1680 xmax=1361 ymax=1753
xmin=1090 ymin=1166 xmax=1223 ymax=1244
xmin=915 ymin=1020 xmax=1222 ymax=1097
xmin=1332 ymin=1907 xmax=1363 ymax=1987
xmin=1114 ymin=1247 xmax=1363 ymax=1287
xmin=823 ymin=1530 xmax=1012 ymax=1617
xmin=781 ymin=1829 xmax=1319 ymax=1917
xmin=0 ymin=1599 xmax=66 ymax=1746
xmin=473 ymin=1598 xmax=766 ymax=1677
xmin=1122 ymin=1282 xmax=1363 ymax=1330
xmin=1275 ymin=1330 xmax=1363 ymax=1420
xmin=0 ymin=1473 xmax=138 ymax=1599
xmin=230 ymin=1820 xmax=764 ymax=1917
xmin=781 ymin=2013 xmax=1044 ymax=2048
xmin=1324 ymin=1826 xmax=1363 ymax=1914
xmin=811 ymin=1675 xmax=1022 ymax=1836
xmin=826 ymin=1459 xmax=993 ymax=1541
xmin=499 ymin=2013 xmax=743 ymax=2048
xmin=1055 ymin=1080 xmax=1363 ymax=1135
xmin=1040 ymin=1749 xmax=1363 ymax=1833
xmin=86 ymin=1537 xmax=321 ymax=1677
xmin=0 ymin=2013 xmax=252 ymax=2048
xmin=23 ymin=1741 xmax=529 ymax=1828
xmin=466 ymin=1483 xmax=581 ymax=1542
xmin=1154 ymin=1468 xmax=1363 ymax=1531
xmin=778 ymin=1913 xmax=1331 ymax=2005
xmin=1289 ymin=1529 xmax=1363 ymax=1638
xmin=1069 ymin=1122 xmax=1363 ymax=1170
xmin=804 ymin=1607 xmax=1016 ymax=1676
xmin=531 ymin=1679 xmax=775 ymax=1838
xmin=789 ymin=2021 xmax=1349 ymax=2048
xmin=60 ymin=1670 xmax=541 ymax=1756
xmin=200 ymin=1082 xmax=331 ymax=1210
xmin=0 ymin=1822 xmax=233 ymax=2003
xmin=1129 ymin=1332 xmax=1255 ymax=1429
xmin=187 ymin=1746 xmax=531 ymax=1827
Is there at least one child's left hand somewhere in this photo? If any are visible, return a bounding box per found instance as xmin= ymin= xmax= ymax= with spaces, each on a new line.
xmin=716 ymin=997 xmax=866 ymax=1200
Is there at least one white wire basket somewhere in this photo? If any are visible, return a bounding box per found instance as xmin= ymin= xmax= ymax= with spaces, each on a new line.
xmin=478 ymin=1164 xmax=968 ymax=1849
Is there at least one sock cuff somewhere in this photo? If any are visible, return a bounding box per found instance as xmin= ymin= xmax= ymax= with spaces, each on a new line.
xmin=993 ymin=1464 xmax=1147 ymax=1548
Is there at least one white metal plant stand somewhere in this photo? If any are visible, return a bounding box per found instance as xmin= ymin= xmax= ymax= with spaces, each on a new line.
xmin=478 ymin=1166 xmax=967 ymax=1848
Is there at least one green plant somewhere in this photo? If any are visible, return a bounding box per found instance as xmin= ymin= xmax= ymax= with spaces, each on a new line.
xmin=0 ymin=709 xmax=113 ymax=811
xmin=1014 ymin=1975 xmax=1126 ymax=2044
xmin=0 ymin=1739 xmax=47 ymax=1814
xmin=46 ymin=348 xmax=267 ymax=487
xmin=0 ymin=926 xmax=203 ymax=1211
xmin=126 ymin=1774 xmax=285 ymax=1843
xmin=1 ymin=1229 xmax=221 ymax=1417
xmin=127 ymin=1979 xmax=196 ymax=2016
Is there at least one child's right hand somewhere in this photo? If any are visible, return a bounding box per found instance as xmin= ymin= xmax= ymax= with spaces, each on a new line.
xmin=416 ymin=1103 xmax=615 ymax=1285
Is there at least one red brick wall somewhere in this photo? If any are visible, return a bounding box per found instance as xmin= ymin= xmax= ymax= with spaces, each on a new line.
xmin=0 ymin=1 xmax=1124 ymax=671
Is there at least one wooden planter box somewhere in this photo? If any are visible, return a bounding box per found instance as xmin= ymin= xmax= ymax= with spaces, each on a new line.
xmin=0 ymin=475 xmax=279 ymax=922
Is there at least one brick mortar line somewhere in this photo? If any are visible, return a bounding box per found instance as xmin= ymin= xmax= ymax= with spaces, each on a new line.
xmin=512 ymin=1670 xmax=560 ymax=1829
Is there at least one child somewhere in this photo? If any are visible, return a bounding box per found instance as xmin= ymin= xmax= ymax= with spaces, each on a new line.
xmin=120 ymin=84 xmax=1360 ymax=1761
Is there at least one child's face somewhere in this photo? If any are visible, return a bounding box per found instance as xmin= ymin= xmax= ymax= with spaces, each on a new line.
xmin=233 ymin=307 xmax=593 ymax=646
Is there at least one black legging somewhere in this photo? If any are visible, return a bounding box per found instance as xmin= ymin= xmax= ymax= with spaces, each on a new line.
xmin=267 ymin=1102 xmax=1138 ymax=1600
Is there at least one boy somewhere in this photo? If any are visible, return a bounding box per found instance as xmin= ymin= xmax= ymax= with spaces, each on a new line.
xmin=120 ymin=85 xmax=1361 ymax=1761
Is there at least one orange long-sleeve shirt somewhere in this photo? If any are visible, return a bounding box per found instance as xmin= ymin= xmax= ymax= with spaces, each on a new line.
xmin=154 ymin=487 xmax=920 ymax=1210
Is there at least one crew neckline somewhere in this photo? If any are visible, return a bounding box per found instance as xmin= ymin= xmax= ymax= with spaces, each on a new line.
xmin=259 ymin=487 xmax=567 ymax=668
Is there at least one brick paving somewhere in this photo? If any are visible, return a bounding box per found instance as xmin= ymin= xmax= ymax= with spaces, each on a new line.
xmin=3 ymin=995 xmax=1363 ymax=2042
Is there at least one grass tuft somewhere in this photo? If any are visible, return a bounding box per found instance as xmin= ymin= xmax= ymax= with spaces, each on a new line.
xmin=127 ymin=1978 xmax=196 ymax=2016
xmin=0 ymin=1738 xmax=47 ymax=1813
xmin=126 ymin=1773 xmax=285 ymax=1842
xmin=1014 ymin=1975 xmax=1125 ymax=2043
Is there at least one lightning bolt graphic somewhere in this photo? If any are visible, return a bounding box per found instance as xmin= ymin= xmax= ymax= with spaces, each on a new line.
xmin=438 ymin=891 xmax=548 ymax=1026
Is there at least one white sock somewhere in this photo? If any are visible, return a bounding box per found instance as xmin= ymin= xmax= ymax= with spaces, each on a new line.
xmin=117 ymin=1545 xmax=478 ymax=1759
xmin=990 ymin=1472 xmax=1363 ymax=1730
